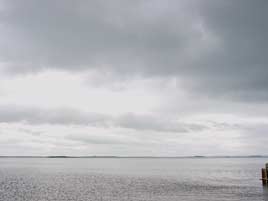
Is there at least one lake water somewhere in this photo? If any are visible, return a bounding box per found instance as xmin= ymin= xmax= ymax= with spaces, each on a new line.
xmin=0 ymin=158 xmax=267 ymax=201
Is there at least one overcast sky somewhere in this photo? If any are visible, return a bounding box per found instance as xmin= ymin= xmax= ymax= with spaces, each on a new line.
xmin=0 ymin=0 xmax=267 ymax=156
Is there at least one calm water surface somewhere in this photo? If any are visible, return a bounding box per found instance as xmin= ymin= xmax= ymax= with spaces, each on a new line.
xmin=0 ymin=158 xmax=267 ymax=201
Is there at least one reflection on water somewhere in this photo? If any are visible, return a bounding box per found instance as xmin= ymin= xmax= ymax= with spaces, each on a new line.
xmin=263 ymin=187 xmax=268 ymax=201
xmin=0 ymin=158 xmax=267 ymax=201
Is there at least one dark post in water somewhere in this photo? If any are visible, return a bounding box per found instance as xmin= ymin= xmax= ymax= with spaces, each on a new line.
xmin=261 ymin=163 xmax=268 ymax=186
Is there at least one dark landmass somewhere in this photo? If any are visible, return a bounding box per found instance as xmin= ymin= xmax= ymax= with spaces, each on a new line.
xmin=0 ymin=155 xmax=268 ymax=158
xmin=0 ymin=156 xmax=118 ymax=158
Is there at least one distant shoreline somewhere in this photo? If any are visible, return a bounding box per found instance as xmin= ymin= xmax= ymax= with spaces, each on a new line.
xmin=0 ymin=155 xmax=267 ymax=159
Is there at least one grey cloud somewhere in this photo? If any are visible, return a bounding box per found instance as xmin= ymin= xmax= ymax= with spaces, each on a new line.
xmin=0 ymin=0 xmax=267 ymax=101
xmin=66 ymin=134 xmax=132 ymax=145
xmin=208 ymin=121 xmax=242 ymax=131
xmin=0 ymin=0 xmax=197 ymax=73
xmin=17 ymin=128 xmax=43 ymax=136
xmin=0 ymin=105 xmax=207 ymax=133
xmin=183 ymin=0 xmax=268 ymax=100
xmin=115 ymin=113 xmax=207 ymax=133
xmin=0 ymin=105 xmax=108 ymax=126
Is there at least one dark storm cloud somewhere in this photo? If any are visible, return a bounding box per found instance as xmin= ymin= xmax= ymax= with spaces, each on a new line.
xmin=0 ymin=0 xmax=267 ymax=100
xmin=0 ymin=0 xmax=197 ymax=73
xmin=0 ymin=105 xmax=206 ymax=133
xmin=183 ymin=0 xmax=268 ymax=100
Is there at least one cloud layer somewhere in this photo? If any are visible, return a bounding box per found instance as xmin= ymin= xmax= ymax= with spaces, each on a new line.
xmin=0 ymin=0 xmax=267 ymax=155
xmin=0 ymin=105 xmax=207 ymax=133
xmin=0 ymin=0 xmax=267 ymax=101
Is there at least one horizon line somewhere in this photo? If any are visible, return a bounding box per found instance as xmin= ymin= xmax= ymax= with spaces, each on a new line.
xmin=0 ymin=155 xmax=267 ymax=158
